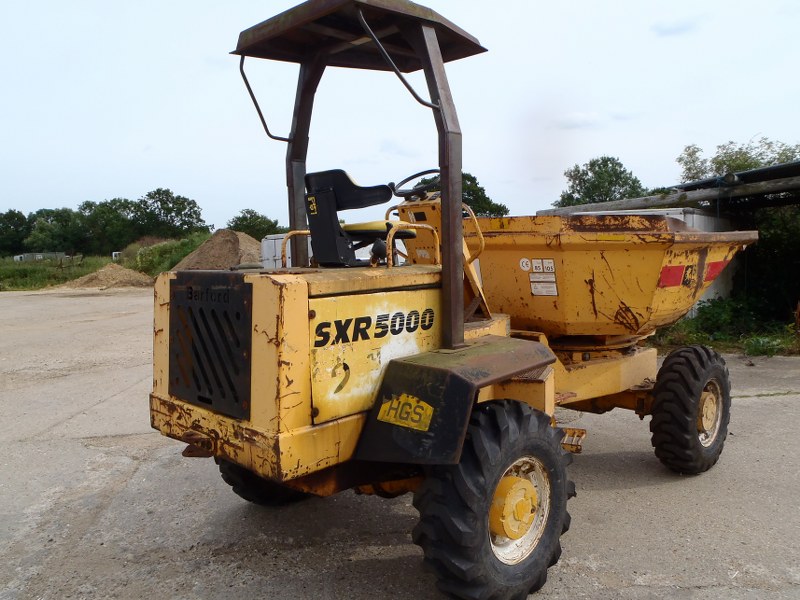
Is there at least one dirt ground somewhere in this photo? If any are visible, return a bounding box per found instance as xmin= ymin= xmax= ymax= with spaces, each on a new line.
xmin=1 ymin=287 xmax=798 ymax=600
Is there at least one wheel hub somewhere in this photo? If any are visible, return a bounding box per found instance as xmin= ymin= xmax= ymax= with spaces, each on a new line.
xmin=697 ymin=381 xmax=722 ymax=447
xmin=489 ymin=475 xmax=538 ymax=540
xmin=699 ymin=390 xmax=717 ymax=431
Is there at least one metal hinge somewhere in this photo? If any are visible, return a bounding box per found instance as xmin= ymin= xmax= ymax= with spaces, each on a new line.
xmin=560 ymin=428 xmax=587 ymax=454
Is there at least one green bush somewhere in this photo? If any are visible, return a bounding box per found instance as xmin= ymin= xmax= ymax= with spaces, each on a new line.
xmin=653 ymin=297 xmax=799 ymax=355
xmin=128 ymin=231 xmax=210 ymax=277
xmin=118 ymin=236 xmax=169 ymax=265
xmin=690 ymin=297 xmax=760 ymax=339
xmin=650 ymin=319 xmax=712 ymax=347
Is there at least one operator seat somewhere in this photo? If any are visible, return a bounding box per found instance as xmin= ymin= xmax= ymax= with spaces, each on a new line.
xmin=304 ymin=169 xmax=415 ymax=267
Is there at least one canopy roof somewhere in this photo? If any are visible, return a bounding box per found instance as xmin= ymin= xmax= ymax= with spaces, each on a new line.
xmin=233 ymin=0 xmax=486 ymax=72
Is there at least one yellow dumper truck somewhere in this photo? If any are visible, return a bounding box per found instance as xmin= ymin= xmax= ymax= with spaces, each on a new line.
xmin=149 ymin=1 xmax=757 ymax=597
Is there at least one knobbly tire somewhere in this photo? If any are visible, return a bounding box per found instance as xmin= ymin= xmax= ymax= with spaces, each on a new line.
xmin=215 ymin=458 xmax=312 ymax=506
xmin=412 ymin=401 xmax=575 ymax=600
xmin=650 ymin=345 xmax=731 ymax=474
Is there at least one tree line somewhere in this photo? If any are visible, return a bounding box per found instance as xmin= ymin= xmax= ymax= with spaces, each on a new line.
xmin=0 ymin=189 xmax=290 ymax=258
xmin=1 ymin=173 xmax=504 ymax=259
xmin=1 ymin=189 xmax=208 ymax=257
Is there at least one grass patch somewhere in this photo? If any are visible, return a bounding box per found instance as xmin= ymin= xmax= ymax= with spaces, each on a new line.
xmin=0 ymin=256 xmax=112 ymax=290
xmin=651 ymin=297 xmax=800 ymax=356
xmin=741 ymin=328 xmax=800 ymax=356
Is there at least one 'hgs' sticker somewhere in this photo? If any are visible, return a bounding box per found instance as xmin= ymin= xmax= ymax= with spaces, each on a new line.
xmin=377 ymin=394 xmax=434 ymax=432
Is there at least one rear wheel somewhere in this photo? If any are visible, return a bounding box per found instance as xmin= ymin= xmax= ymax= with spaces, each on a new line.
xmin=215 ymin=458 xmax=312 ymax=506
xmin=650 ymin=345 xmax=731 ymax=474
xmin=412 ymin=401 xmax=574 ymax=600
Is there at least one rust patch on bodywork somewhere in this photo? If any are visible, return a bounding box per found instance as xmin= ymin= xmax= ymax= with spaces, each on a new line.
xmin=151 ymin=393 xmax=279 ymax=477
xmin=563 ymin=215 xmax=671 ymax=233
xmin=585 ymin=271 xmax=598 ymax=318
xmin=181 ymin=430 xmax=215 ymax=457
xmin=613 ymin=302 xmax=641 ymax=332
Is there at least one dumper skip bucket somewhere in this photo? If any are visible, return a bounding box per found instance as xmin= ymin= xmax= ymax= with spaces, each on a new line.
xmin=471 ymin=215 xmax=757 ymax=341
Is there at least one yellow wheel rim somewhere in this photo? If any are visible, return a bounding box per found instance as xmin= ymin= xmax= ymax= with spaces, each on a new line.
xmin=489 ymin=475 xmax=538 ymax=540
xmin=488 ymin=456 xmax=551 ymax=565
xmin=697 ymin=379 xmax=723 ymax=447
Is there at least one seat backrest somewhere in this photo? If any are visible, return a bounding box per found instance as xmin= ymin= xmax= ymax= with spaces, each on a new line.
xmin=305 ymin=169 xmax=392 ymax=211
xmin=303 ymin=169 xmax=393 ymax=267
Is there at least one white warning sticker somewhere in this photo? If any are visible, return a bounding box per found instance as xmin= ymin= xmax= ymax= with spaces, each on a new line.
xmin=531 ymin=282 xmax=558 ymax=296
xmin=528 ymin=258 xmax=558 ymax=295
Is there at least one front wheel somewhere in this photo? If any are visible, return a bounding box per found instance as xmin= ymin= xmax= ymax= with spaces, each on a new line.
xmin=412 ymin=401 xmax=574 ymax=600
xmin=650 ymin=345 xmax=731 ymax=474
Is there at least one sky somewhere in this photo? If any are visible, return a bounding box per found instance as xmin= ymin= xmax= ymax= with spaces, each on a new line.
xmin=1 ymin=1 xmax=799 ymax=230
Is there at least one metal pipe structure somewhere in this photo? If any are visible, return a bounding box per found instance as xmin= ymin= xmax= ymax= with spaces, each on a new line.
xmin=675 ymin=160 xmax=800 ymax=191
xmin=406 ymin=24 xmax=464 ymax=348
xmin=540 ymin=175 xmax=800 ymax=215
xmin=285 ymin=57 xmax=326 ymax=268
xmin=232 ymin=0 xmax=486 ymax=346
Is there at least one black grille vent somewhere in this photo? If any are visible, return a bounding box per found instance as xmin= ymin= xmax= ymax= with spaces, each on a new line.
xmin=168 ymin=272 xmax=252 ymax=420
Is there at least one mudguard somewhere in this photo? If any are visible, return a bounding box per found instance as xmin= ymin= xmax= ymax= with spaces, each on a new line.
xmin=354 ymin=335 xmax=555 ymax=464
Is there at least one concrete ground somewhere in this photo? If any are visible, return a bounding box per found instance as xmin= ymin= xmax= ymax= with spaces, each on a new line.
xmin=0 ymin=287 xmax=798 ymax=600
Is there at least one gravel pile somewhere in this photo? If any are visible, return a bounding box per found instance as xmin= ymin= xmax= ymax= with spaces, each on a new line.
xmin=173 ymin=229 xmax=261 ymax=270
xmin=61 ymin=263 xmax=154 ymax=289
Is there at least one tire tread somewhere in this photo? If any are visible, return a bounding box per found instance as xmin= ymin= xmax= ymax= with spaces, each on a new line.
xmin=412 ymin=401 xmax=574 ymax=599
xmin=649 ymin=345 xmax=731 ymax=474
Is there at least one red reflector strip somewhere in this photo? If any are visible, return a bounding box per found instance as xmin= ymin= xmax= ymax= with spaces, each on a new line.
xmin=705 ymin=260 xmax=730 ymax=282
xmin=659 ymin=265 xmax=685 ymax=288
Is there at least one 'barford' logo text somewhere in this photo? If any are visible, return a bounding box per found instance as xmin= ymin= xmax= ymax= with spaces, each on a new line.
xmin=186 ymin=286 xmax=231 ymax=304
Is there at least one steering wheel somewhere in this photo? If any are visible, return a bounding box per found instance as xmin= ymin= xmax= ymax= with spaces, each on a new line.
xmin=390 ymin=169 xmax=440 ymax=199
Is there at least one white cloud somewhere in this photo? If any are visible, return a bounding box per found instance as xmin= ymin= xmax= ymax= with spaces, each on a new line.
xmin=554 ymin=112 xmax=604 ymax=131
xmin=651 ymin=16 xmax=703 ymax=37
